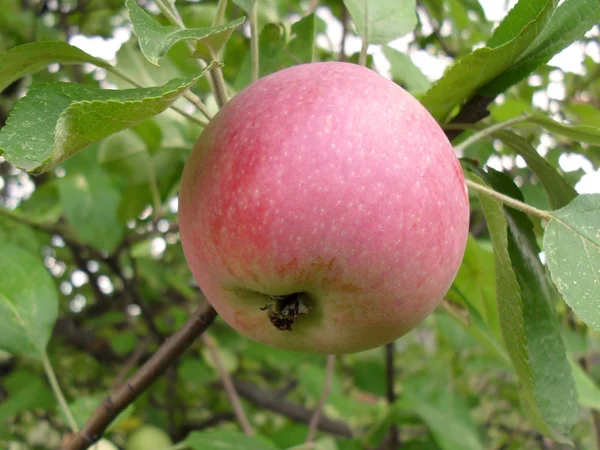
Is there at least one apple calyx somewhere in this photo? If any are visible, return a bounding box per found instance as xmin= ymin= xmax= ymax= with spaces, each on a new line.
xmin=261 ymin=292 xmax=311 ymax=331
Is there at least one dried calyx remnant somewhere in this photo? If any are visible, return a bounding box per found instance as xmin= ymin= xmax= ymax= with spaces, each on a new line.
xmin=261 ymin=292 xmax=311 ymax=331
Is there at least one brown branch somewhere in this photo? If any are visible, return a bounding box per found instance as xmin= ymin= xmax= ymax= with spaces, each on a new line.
xmin=231 ymin=377 xmax=353 ymax=438
xmin=416 ymin=1 xmax=457 ymax=58
xmin=53 ymin=318 xmax=125 ymax=365
xmin=201 ymin=334 xmax=254 ymax=435
xmin=64 ymin=303 xmax=218 ymax=450
xmin=444 ymin=94 xmax=496 ymax=142
xmin=306 ymin=354 xmax=336 ymax=443
xmin=104 ymin=251 xmax=166 ymax=342
xmin=179 ymin=412 xmax=236 ymax=435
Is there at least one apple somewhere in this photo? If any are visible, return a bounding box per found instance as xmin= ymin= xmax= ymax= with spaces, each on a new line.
xmin=179 ymin=62 xmax=469 ymax=354
xmin=126 ymin=425 xmax=172 ymax=450
xmin=87 ymin=439 xmax=120 ymax=450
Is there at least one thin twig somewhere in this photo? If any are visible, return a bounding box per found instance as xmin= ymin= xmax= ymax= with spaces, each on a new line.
xmin=152 ymin=0 xmax=228 ymax=109
xmin=64 ymin=302 xmax=218 ymax=450
xmin=201 ymin=334 xmax=254 ymax=435
xmin=339 ymin=5 xmax=349 ymax=62
xmin=466 ymin=179 xmax=551 ymax=220
xmin=250 ymin=0 xmax=260 ymax=83
xmin=212 ymin=0 xmax=228 ymax=26
xmin=358 ymin=0 xmax=368 ymax=67
xmin=453 ymin=114 xmax=532 ymax=153
xmin=307 ymin=0 xmax=319 ymax=14
xmin=112 ymin=337 xmax=151 ymax=388
xmin=306 ymin=354 xmax=336 ymax=443
xmin=383 ymin=342 xmax=399 ymax=448
xmin=207 ymin=46 xmax=229 ymax=106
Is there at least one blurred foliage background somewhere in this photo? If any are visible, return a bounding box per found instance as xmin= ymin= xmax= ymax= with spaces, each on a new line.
xmin=1 ymin=0 xmax=600 ymax=449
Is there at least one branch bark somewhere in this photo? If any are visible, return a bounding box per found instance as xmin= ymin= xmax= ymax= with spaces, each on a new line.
xmin=64 ymin=303 xmax=218 ymax=450
xmin=444 ymin=94 xmax=495 ymax=142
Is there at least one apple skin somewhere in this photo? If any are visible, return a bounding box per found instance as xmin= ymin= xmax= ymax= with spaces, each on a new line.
xmin=179 ymin=62 xmax=469 ymax=354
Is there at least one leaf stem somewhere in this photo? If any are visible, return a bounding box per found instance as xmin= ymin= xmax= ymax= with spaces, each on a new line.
xmin=250 ymin=0 xmax=260 ymax=82
xmin=154 ymin=0 xmax=185 ymax=27
xmin=358 ymin=0 xmax=368 ymax=66
xmin=212 ymin=0 xmax=228 ymax=26
xmin=107 ymin=66 xmax=210 ymax=125
xmin=306 ymin=354 xmax=336 ymax=443
xmin=358 ymin=40 xmax=368 ymax=66
xmin=42 ymin=350 xmax=79 ymax=433
xmin=207 ymin=46 xmax=229 ymax=107
xmin=466 ymin=179 xmax=552 ymax=220
xmin=453 ymin=114 xmax=532 ymax=153
xmin=153 ymin=0 xmax=228 ymax=108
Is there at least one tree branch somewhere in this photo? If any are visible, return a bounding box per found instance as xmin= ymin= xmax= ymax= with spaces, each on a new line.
xmin=64 ymin=303 xmax=218 ymax=450
xmin=231 ymin=377 xmax=353 ymax=438
xmin=444 ymin=94 xmax=495 ymax=142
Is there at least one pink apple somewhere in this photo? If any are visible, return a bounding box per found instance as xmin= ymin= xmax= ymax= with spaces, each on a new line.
xmin=179 ymin=62 xmax=469 ymax=354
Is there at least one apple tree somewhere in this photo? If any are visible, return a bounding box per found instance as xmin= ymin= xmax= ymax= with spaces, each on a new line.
xmin=1 ymin=0 xmax=600 ymax=449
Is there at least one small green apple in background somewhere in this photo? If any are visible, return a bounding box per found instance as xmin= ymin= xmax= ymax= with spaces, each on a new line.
xmin=126 ymin=425 xmax=173 ymax=450
xmin=87 ymin=439 xmax=120 ymax=450
xmin=179 ymin=62 xmax=469 ymax=354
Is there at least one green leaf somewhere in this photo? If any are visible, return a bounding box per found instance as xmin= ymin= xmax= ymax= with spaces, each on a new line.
xmin=343 ymin=0 xmax=417 ymax=45
xmin=57 ymin=153 xmax=124 ymax=253
xmin=126 ymin=0 xmax=244 ymax=65
xmin=98 ymin=129 xmax=152 ymax=185
xmin=0 ymin=71 xmax=208 ymax=174
xmin=382 ymin=46 xmax=431 ymax=94
xmin=298 ymin=362 xmax=342 ymax=401
xmin=0 ymin=370 xmax=54 ymax=425
xmin=186 ymin=429 xmax=279 ymax=450
xmin=473 ymin=168 xmax=579 ymax=438
xmin=482 ymin=0 xmax=600 ymax=95
xmin=569 ymin=359 xmax=600 ymax=411
xmin=494 ymin=130 xmax=577 ymax=209
xmin=17 ymin=182 xmax=62 ymax=224
xmin=231 ymin=0 xmax=255 ymax=13
xmin=544 ymin=194 xmax=600 ymax=332
xmin=235 ymin=14 xmax=316 ymax=90
xmin=528 ymin=113 xmax=600 ymax=146
xmin=0 ymin=244 xmax=58 ymax=358
xmin=421 ymin=0 xmax=556 ymax=121
xmin=394 ymin=393 xmax=484 ymax=450
xmin=0 ymin=41 xmax=111 ymax=93
xmin=178 ymin=358 xmax=216 ymax=384
xmin=452 ymin=235 xmax=501 ymax=341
